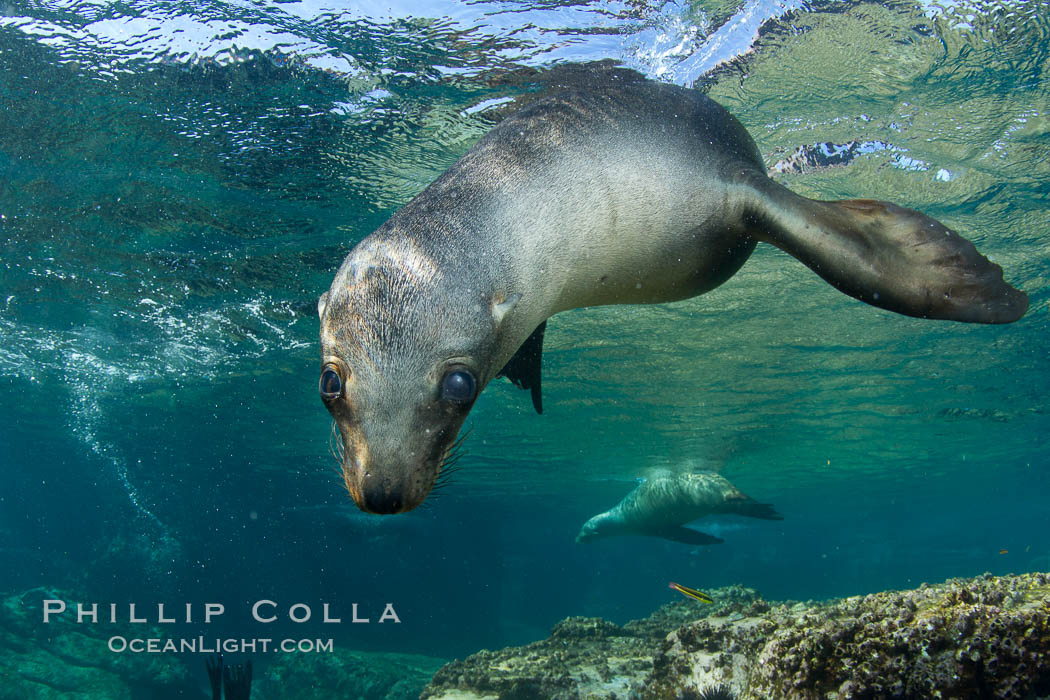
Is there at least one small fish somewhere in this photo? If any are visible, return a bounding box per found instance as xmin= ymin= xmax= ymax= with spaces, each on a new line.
xmin=669 ymin=581 xmax=714 ymax=604
xmin=1000 ymin=549 xmax=1009 ymax=555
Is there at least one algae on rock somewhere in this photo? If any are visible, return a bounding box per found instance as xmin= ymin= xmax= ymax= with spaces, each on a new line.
xmin=422 ymin=573 xmax=1050 ymax=700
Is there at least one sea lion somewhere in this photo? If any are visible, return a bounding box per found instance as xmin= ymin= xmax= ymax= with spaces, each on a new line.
xmin=575 ymin=473 xmax=782 ymax=545
xmin=317 ymin=77 xmax=1027 ymax=514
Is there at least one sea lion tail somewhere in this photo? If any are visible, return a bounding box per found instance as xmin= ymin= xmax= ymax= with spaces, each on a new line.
xmin=740 ymin=176 xmax=1028 ymax=324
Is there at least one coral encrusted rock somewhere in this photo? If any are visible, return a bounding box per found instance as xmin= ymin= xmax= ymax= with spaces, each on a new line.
xmin=743 ymin=573 xmax=1050 ymax=699
xmin=421 ymin=573 xmax=1050 ymax=700
xmin=421 ymin=588 xmax=764 ymax=700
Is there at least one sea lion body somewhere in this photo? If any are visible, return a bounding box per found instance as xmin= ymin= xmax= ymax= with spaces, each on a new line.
xmin=575 ymin=473 xmax=782 ymax=545
xmin=327 ymin=86 xmax=762 ymax=375
xmin=318 ymin=80 xmax=1027 ymax=514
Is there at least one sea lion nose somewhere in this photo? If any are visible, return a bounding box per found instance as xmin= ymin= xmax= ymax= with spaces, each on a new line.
xmin=344 ymin=437 xmax=427 ymax=514
xmin=359 ymin=485 xmax=403 ymax=514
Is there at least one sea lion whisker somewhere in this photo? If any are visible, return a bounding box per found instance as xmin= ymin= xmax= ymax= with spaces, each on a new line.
xmin=434 ymin=468 xmax=459 ymax=484
xmin=437 ymin=456 xmax=463 ymax=478
xmin=437 ymin=429 xmax=471 ymax=477
xmin=440 ymin=454 xmax=464 ymax=469
xmin=327 ymin=421 xmax=349 ymax=486
xmin=449 ymin=434 xmax=468 ymax=453
xmin=444 ymin=434 xmax=470 ymax=460
xmin=327 ymin=428 xmax=338 ymax=463
xmin=448 ymin=426 xmax=472 ymax=452
xmin=433 ymin=461 xmax=462 ymax=492
xmin=440 ymin=434 xmax=470 ymax=461
xmin=416 ymin=498 xmax=436 ymax=510
xmin=328 ymin=420 xmax=345 ymax=461
xmin=328 ymin=462 xmax=343 ymax=480
xmin=434 ymin=471 xmax=458 ymax=488
xmin=341 ymin=464 xmax=355 ymax=496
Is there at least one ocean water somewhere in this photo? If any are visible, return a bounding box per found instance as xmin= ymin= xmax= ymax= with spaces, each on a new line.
xmin=0 ymin=0 xmax=1048 ymax=690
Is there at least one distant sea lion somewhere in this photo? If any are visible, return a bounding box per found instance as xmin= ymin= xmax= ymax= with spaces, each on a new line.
xmin=575 ymin=473 xmax=782 ymax=545
xmin=317 ymin=76 xmax=1027 ymax=514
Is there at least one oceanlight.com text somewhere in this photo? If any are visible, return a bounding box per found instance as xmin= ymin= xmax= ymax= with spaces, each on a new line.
xmin=108 ymin=636 xmax=335 ymax=654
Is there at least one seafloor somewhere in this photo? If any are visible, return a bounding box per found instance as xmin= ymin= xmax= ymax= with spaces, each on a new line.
xmin=3 ymin=573 xmax=1048 ymax=699
xmin=422 ymin=572 xmax=1050 ymax=700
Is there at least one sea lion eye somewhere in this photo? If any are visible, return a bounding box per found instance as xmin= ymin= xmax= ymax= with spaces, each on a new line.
xmin=319 ymin=365 xmax=343 ymax=400
xmin=440 ymin=369 xmax=476 ymax=404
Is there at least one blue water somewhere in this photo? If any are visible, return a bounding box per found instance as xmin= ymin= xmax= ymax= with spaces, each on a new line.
xmin=1 ymin=0 xmax=1048 ymax=684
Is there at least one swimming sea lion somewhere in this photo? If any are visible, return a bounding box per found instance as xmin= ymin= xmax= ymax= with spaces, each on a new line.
xmin=575 ymin=473 xmax=782 ymax=545
xmin=317 ymin=78 xmax=1027 ymax=514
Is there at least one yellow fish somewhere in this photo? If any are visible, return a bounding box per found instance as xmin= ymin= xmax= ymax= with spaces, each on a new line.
xmin=669 ymin=581 xmax=714 ymax=604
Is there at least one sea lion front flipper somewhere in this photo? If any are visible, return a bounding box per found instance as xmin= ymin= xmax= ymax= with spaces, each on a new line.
xmin=723 ymin=490 xmax=784 ymax=520
xmin=738 ymin=502 xmax=783 ymax=521
xmin=496 ymin=321 xmax=546 ymax=414
xmin=742 ymin=176 xmax=1028 ymax=324
xmin=652 ymin=527 xmax=724 ymax=546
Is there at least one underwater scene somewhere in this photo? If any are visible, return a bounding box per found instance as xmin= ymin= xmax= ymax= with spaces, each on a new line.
xmin=1 ymin=0 xmax=1048 ymax=697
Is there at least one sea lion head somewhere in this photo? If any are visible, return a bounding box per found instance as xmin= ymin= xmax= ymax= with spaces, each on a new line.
xmin=317 ymin=237 xmax=516 ymax=514
xmin=574 ymin=517 xmax=603 ymax=543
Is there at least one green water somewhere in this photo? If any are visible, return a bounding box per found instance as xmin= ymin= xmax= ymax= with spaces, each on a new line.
xmin=0 ymin=0 xmax=1047 ymax=691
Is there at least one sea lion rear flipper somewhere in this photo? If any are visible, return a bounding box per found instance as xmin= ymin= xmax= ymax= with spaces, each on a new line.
xmin=742 ymin=176 xmax=1028 ymax=324
xmin=496 ymin=321 xmax=546 ymax=414
xmin=653 ymin=527 xmax=724 ymax=546
xmin=740 ymin=502 xmax=783 ymax=521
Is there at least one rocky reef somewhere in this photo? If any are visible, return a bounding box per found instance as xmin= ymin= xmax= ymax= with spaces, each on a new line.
xmin=422 ymin=572 xmax=1050 ymax=699
xmin=0 ymin=586 xmax=446 ymax=700
xmin=253 ymin=648 xmax=445 ymax=700
xmin=0 ymin=588 xmax=198 ymax=699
